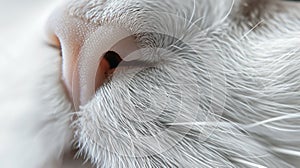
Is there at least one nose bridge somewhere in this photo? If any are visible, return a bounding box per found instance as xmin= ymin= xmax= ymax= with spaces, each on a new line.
xmin=47 ymin=7 xmax=98 ymax=107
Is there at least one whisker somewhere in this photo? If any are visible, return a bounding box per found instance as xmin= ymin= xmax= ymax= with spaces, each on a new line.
xmin=240 ymin=20 xmax=264 ymax=40
xmin=231 ymin=158 xmax=267 ymax=168
xmin=246 ymin=113 xmax=300 ymax=128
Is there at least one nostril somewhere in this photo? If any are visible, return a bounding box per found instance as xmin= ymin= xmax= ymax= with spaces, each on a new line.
xmin=95 ymin=51 xmax=123 ymax=91
xmin=94 ymin=35 xmax=139 ymax=92
xmin=103 ymin=51 xmax=122 ymax=69
xmin=47 ymin=7 xmax=139 ymax=106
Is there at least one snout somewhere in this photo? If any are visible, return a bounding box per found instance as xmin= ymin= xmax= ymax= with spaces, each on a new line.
xmin=46 ymin=5 xmax=138 ymax=109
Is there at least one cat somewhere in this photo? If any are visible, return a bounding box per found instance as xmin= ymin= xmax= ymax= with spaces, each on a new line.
xmin=1 ymin=0 xmax=300 ymax=167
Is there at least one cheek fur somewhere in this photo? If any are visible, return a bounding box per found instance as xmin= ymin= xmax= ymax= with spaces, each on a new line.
xmin=45 ymin=0 xmax=300 ymax=167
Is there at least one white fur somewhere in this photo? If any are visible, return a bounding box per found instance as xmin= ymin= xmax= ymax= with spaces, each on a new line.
xmin=1 ymin=0 xmax=300 ymax=167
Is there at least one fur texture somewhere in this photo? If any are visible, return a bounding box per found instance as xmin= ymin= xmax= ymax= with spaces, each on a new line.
xmin=1 ymin=0 xmax=300 ymax=167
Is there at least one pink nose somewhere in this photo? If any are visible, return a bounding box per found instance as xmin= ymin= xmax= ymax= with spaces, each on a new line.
xmin=46 ymin=6 xmax=138 ymax=109
xmin=46 ymin=7 xmax=98 ymax=108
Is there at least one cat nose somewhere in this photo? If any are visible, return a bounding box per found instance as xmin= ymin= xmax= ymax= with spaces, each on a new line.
xmin=46 ymin=7 xmax=98 ymax=108
xmin=46 ymin=7 xmax=138 ymax=109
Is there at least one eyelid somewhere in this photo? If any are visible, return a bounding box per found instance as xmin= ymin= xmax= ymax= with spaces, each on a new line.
xmin=46 ymin=42 xmax=60 ymax=49
xmin=46 ymin=42 xmax=62 ymax=57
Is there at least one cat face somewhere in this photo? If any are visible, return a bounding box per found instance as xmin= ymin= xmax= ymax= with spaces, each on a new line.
xmin=45 ymin=0 xmax=300 ymax=167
